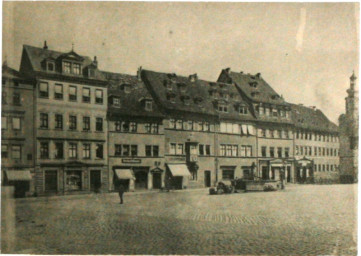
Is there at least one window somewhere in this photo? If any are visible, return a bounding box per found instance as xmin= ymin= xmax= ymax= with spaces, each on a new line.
xmin=40 ymin=142 xmax=49 ymax=159
xmin=145 ymin=100 xmax=152 ymax=111
xmin=69 ymin=115 xmax=77 ymax=130
xmin=176 ymin=120 xmax=183 ymax=130
xmin=2 ymin=117 xmax=7 ymax=130
xmin=88 ymin=68 xmax=95 ymax=77
xmin=309 ymin=147 xmax=312 ymax=156
xmin=13 ymin=93 xmax=21 ymax=105
xmin=69 ymin=143 xmax=77 ymax=159
xmin=82 ymin=144 xmax=91 ymax=159
xmin=95 ymin=89 xmax=103 ymax=104
xmin=270 ymin=147 xmax=275 ymax=157
xmin=238 ymin=106 xmax=248 ymax=114
xmin=176 ymin=144 xmax=184 ymax=155
xmin=218 ymin=103 xmax=228 ymax=112
xmin=285 ymin=147 xmax=289 ymax=158
xmin=96 ymin=118 xmax=103 ymax=132
xmin=123 ymin=145 xmax=130 ymax=156
xmin=169 ymin=119 xmax=175 ymax=129
xmin=2 ymin=145 xmax=8 ymax=158
xmin=220 ymin=144 xmax=238 ymax=157
xmin=69 ymin=86 xmax=77 ymax=101
xmin=113 ymin=121 xmax=121 ymax=131
xmin=73 ymin=63 xmax=81 ymax=75
xmin=63 ymin=61 xmax=71 ymax=73
xmin=269 ymin=129 xmax=274 ymax=138
xmin=199 ymin=144 xmax=204 ymax=155
xmin=153 ymin=145 xmax=159 ymax=157
xmin=206 ymin=145 xmax=211 ymax=155
xmin=300 ymin=146 xmax=304 ymax=155
xmin=124 ymin=85 xmax=131 ymax=94
xmin=277 ymin=147 xmax=282 ymax=158
xmin=265 ymin=108 xmax=270 ymax=116
xmin=278 ymin=130 xmax=282 ymax=139
xmin=47 ymin=62 xmax=54 ymax=71
xmin=130 ymin=122 xmax=137 ymax=132
xmin=170 ymin=143 xmax=176 ymax=155
xmin=240 ymin=146 xmax=252 ymax=157
xmin=96 ymin=144 xmax=103 ymax=159
xmin=79 ymin=117 xmax=89 ymax=132
xmin=55 ymin=114 xmax=63 ymax=129
xmin=262 ymin=146 xmax=267 ymax=157
xmin=12 ymin=145 xmax=21 ymax=159
xmin=40 ymin=113 xmax=48 ymax=128
xmin=259 ymin=107 xmax=264 ymax=115
xmin=222 ymin=169 xmax=235 ymax=180
xmin=115 ymin=144 xmax=122 ymax=156
xmin=145 ymin=145 xmax=152 ymax=157
xmin=122 ymin=122 xmax=129 ymax=132
xmin=113 ymin=97 xmax=120 ymax=107
xmin=54 ymin=84 xmax=63 ymax=99
xmin=188 ymin=121 xmax=193 ymax=130
xmin=12 ymin=117 xmax=20 ymax=130
xmin=260 ymin=129 xmax=266 ymax=137
xmin=145 ymin=145 xmax=159 ymax=157
xmin=55 ymin=142 xmax=64 ymax=159
xmin=220 ymin=145 xmax=226 ymax=156
xmin=151 ymin=123 xmax=158 ymax=134
xmin=82 ymin=88 xmax=90 ymax=103
xmin=203 ymin=122 xmax=210 ymax=132
xmin=295 ymin=146 xmax=299 ymax=155
xmin=130 ymin=145 xmax=137 ymax=156
xmin=272 ymin=109 xmax=278 ymax=117
xmin=318 ymin=147 xmax=321 ymax=156
xmin=39 ymin=82 xmax=49 ymax=98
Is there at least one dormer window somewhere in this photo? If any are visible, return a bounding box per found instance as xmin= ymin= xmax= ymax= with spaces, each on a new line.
xmin=145 ymin=100 xmax=153 ymax=111
xmin=73 ymin=63 xmax=81 ymax=75
xmin=218 ymin=103 xmax=228 ymax=113
xmin=194 ymin=97 xmax=203 ymax=106
xmin=181 ymin=95 xmax=190 ymax=105
xmin=88 ymin=68 xmax=95 ymax=77
xmin=112 ymin=97 xmax=120 ymax=107
xmin=238 ymin=106 xmax=248 ymax=115
xmin=272 ymin=108 xmax=278 ymax=117
xmin=47 ymin=62 xmax=55 ymax=72
xmin=177 ymin=83 xmax=187 ymax=93
xmin=124 ymin=84 xmax=131 ymax=94
xmin=167 ymin=92 xmax=176 ymax=103
xmin=249 ymin=81 xmax=257 ymax=88
xmin=63 ymin=61 xmax=71 ymax=73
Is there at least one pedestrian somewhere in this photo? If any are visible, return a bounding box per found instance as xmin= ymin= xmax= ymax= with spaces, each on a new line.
xmin=118 ymin=184 xmax=125 ymax=204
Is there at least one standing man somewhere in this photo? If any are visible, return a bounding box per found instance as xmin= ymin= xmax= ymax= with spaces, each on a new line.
xmin=118 ymin=184 xmax=125 ymax=204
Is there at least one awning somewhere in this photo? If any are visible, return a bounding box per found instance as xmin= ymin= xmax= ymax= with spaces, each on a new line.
xmin=5 ymin=170 xmax=32 ymax=181
xmin=114 ymin=169 xmax=135 ymax=180
xmin=167 ymin=164 xmax=191 ymax=176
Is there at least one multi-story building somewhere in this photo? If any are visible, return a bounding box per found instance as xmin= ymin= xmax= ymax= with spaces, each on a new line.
xmin=291 ymin=104 xmax=339 ymax=183
xmin=1 ymin=63 xmax=35 ymax=197
xmin=19 ymin=42 xmax=109 ymax=195
xmin=217 ymin=68 xmax=295 ymax=183
xmin=339 ymin=72 xmax=358 ymax=183
xmin=104 ymin=69 xmax=165 ymax=191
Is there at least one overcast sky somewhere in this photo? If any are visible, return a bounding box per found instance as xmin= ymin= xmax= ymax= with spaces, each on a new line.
xmin=2 ymin=2 xmax=359 ymax=124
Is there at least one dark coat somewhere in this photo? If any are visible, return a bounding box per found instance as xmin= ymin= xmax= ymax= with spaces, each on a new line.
xmin=118 ymin=185 xmax=125 ymax=195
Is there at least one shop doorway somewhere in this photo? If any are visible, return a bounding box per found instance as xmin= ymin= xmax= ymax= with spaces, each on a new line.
xmin=90 ymin=170 xmax=101 ymax=192
xmin=287 ymin=166 xmax=291 ymax=182
xmin=152 ymin=173 xmax=162 ymax=189
xmin=204 ymin=171 xmax=211 ymax=187
xmin=12 ymin=181 xmax=29 ymax=198
xmin=134 ymin=168 xmax=148 ymax=190
xmin=173 ymin=176 xmax=183 ymax=189
xmin=262 ymin=166 xmax=269 ymax=180
xmin=66 ymin=171 xmax=82 ymax=191
xmin=45 ymin=170 xmax=58 ymax=192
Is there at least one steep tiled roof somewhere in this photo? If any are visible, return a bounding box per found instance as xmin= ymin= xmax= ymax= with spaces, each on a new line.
xmin=20 ymin=45 xmax=106 ymax=81
xmin=103 ymin=71 xmax=163 ymax=119
xmin=141 ymin=69 xmax=255 ymax=121
xmin=218 ymin=69 xmax=287 ymax=106
xmin=290 ymin=103 xmax=338 ymax=133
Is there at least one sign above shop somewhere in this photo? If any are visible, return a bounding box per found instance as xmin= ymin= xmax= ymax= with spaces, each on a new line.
xmin=122 ymin=159 xmax=141 ymax=164
xmin=168 ymin=157 xmax=186 ymax=162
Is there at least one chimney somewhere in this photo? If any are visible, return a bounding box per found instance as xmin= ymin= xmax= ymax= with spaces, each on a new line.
xmin=93 ymin=56 xmax=98 ymax=67
xmin=256 ymin=73 xmax=261 ymax=78
xmin=225 ymin=68 xmax=231 ymax=74
xmin=137 ymin=66 xmax=142 ymax=81
xmin=189 ymin=73 xmax=198 ymax=82
xmin=43 ymin=40 xmax=48 ymax=50
xmin=309 ymin=106 xmax=317 ymax=111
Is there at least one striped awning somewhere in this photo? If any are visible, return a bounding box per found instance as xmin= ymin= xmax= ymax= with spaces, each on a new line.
xmin=167 ymin=164 xmax=191 ymax=176
xmin=114 ymin=169 xmax=135 ymax=180
xmin=5 ymin=170 xmax=32 ymax=181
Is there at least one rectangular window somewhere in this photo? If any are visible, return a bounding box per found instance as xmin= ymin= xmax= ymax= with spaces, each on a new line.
xmin=259 ymin=107 xmax=264 ymax=115
xmin=153 ymin=145 xmax=159 ymax=157
xmin=96 ymin=118 xmax=103 ymax=132
xmin=12 ymin=117 xmax=20 ymax=130
xmin=82 ymin=88 xmax=90 ymax=103
xmin=1 ymin=144 xmax=8 ymax=158
xmin=115 ymin=121 xmax=121 ymax=131
xmin=115 ymin=144 xmax=122 ymax=156
xmin=222 ymin=169 xmax=235 ymax=180
xmin=96 ymin=144 xmax=103 ymax=159
xmin=218 ymin=104 xmax=228 ymax=113
xmin=206 ymin=145 xmax=211 ymax=156
xmin=55 ymin=114 xmax=63 ymax=129
xmin=145 ymin=101 xmax=153 ymax=111
xmin=123 ymin=145 xmax=130 ymax=156
xmin=261 ymin=146 xmax=267 ymax=157
xmin=220 ymin=122 xmax=227 ymax=133
xmin=54 ymin=84 xmax=63 ymax=99
xmin=63 ymin=61 xmax=71 ymax=73
xmin=203 ymin=122 xmax=210 ymax=132
xmin=2 ymin=117 xmax=7 ymax=130
xmin=40 ymin=113 xmax=48 ymax=128
xmin=176 ymin=120 xmax=183 ymax=130
xmin=39 ymin=82 xmax=49 ymax=98
xmin=95 ymin=89 xmax=103 ymax=104
xmin=285 ymin=147 xmax=289 ymax=158
xmin=113 ymin=97 xmax=120 ymax=107
xmin=220 ymin=145 xmax=226 ymax=156
xmin=130 ymin=122 xmax=137 ymax=132
xmin=131 ymin=145 xmax=137 ymax=156
xmin=12 ymin=145 xmax=21 ymax=159
xmin=69 ymin=143 xmax=77 ymax=159
xmin=240 ymin=146 xmax=246 ymax=157
xmin=55 ymin=142 xmax=64 ymax=159
xmin=277 ymin=147 xmax=282 ymax=158
xmin=300 ymin=146 xmax=304 ymax=155
xmin=295 ymin=146 xmax=299 ymax=155
xmin=73 ymin=63 xmax=81 ymax=75
xmin=199 ymin=144 xmax=204 ymax=155
xmin=176 ymin=144 xmax=184 ymax=155
xmin=269 ymin=129 xmax=274 ymax=138
xmin=83 ymin=116 xmax=90 ymax=131
xmin=238 ymin=106 xmax=248 ymax=114
xmin=314 ymin=146 xmax=317 ymax=156
xmin=169 ymin=119 xmax=175 ymax=129
xmin=270 ymin=147 xmax=275 ymax=157
xmin=145 ymin=145 xmax=152 ymax=156
xmin=145 ymin=123 xmax=151 ymax=133
xmin=278 ymin=130 xmax=282 ymax=139
xmin=151 ymin=123 xmax=159 ymax=134
xmin=47 ymin=62 xmax=54 ymax=71
xmin=309 ymin=147 xmax=312 ymax=156
xmin=170 ymin=143 xmax=176 ymax=155
xmin=83 ymin=144 xmax=91 ymax=159
xmin=265 ymin=108 xmax=270 ymax=116
xmin=13 ymin=93 xmax=21 ymax=105
xmin=122 ymin=122 xmax=129 ymax=132
xmin=69 ymin=115 xmax=77 ymax=130
xmin=40 ymin=142 xmax=49 ymax=159
xmin=69 ymin=86 xmax=77 ymax=101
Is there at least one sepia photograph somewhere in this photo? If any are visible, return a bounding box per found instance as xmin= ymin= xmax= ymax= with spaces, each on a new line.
xmin=1 ymin=2 xmax=359 ymax=255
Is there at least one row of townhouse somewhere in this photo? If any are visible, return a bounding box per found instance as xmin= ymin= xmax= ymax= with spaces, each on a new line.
xmin=1 ymin=42 xmax=341 ymax=196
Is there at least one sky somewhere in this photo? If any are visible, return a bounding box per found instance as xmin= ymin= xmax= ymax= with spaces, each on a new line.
xmin=2 ymin=2 xmax=359 ymax=124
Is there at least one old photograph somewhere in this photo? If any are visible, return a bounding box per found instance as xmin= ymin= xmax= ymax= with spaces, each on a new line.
xmin=1 ymin=2 xmax=359 ymax=255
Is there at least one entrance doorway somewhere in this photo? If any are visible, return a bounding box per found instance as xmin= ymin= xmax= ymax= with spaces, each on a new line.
xmin=45 ymin=170 xmax=58 ymax=192
xmin=204 ymin=171 xmax=211 ymax=187
xmin=90 ymin=170 xmax=101 ymax=192
xmin=173 ymin=176 xmax=183 ymax=189
xmin=262 ymin=166 xmax=268 ymax=180
xmin=152 ymin=172 xmax=162 ymax=189
xmin=287 ymin=166 xmax=291 ymax=182
xmin=134 ymin=168 xmax=148 ymax=190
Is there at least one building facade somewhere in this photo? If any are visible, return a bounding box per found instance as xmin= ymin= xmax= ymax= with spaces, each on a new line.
xmin=19 ymin=42 xmax=109 ymax=195
xmin=1 ymin=64 xmax=35 ymax=197
xmin=339 ymin=72 xmax=358 ymax=183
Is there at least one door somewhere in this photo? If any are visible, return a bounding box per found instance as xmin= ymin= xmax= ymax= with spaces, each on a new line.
xmin=204 ymin=171 xmax=211 ymax=187
xmin=173 ymin=176 xmax=183 ymax=189
xmin=152 ymin=173 xmax=162 ymax=189
xmin=262 ymin=166 xmax=268 ymax=180
xmin=45 ymin=170 xmax=58 ymax=192
xmin=134 ymin=168 xmax=148 ymax=190
xmin=90 ymin=170 xmax=101 ymax=192
xmin=287 ymin=166 xmax=291 ymax=182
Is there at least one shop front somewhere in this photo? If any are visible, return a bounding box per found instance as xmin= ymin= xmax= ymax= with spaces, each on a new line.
xmin=113 ymin=168 xmax=135 ymax=191
xmin=166 ymin=163 xmax=191 ymax=189
xmin=258 ymin=159 xmax=294 ymax=183
xmin=295 ymin=157 xmax=314 ymax=184
xmin=4 ymin=170 xmax=33 ymax=198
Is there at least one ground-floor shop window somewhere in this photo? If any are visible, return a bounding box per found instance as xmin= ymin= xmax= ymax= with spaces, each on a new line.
xmin=66 ymin=171 xmax=82 ymax=191
xmin=222 ymin=169 xmax=235 ymax=180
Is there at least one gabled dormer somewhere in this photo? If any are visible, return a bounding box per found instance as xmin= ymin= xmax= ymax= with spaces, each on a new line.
xmin=109 ymin=95 xmax=121 ymax=107
xmin=214 ymin=99 xmax=228 ymax=113
xmin=180 ymin=95 xmax=191 ymax=105
xmin=57 ymin=50 xmax=84 ymax=75
xmin=41 ymin=57 xmax=56 ymax=72
xmin=139 ymin=97 xmax=154 ymax=111
xmin=234 ymin=103 xmax=248 ymax=115
xmin=84 ymin=56 xmax=98 ymax=78
xmin=166 ymin=91 xmax=176 ymax=103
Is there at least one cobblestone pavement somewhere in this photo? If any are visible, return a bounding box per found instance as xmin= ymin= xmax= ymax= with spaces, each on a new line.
xmin=2 ymin=184 xmax=357 ymax=255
